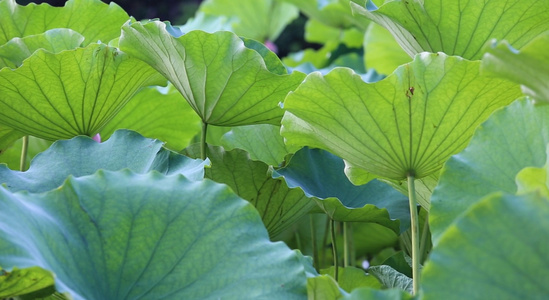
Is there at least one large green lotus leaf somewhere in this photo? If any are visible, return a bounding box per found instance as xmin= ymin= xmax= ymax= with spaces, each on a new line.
xmin=220 ymin=124 xmax=300 ymax=166
xmin=0 ymin=28 xmax=84 ymax=69
xmin=481 ymin=32 xmax=549 ymax=103
xmin=0 ymin=43 xmax=163 ymax=140
xmin=274 ymin=148 xmax=409 ymax=233
xmin=351 ymin=0 xmax=549 ymax=59
xmin=422 ymin=192 xmax=549 ymax=299
xmin=185 ymin=145 xmax=317 ymax=238
xmin=0 ymin=0 xmax=129 ymax=46
xmin=280 ymin=0 xmax=367 ymax=30
xmin=429 ymin=99 xmax=549 ymax=244
xmin=199 ymin=0 xmax=298 ymax=41
xmin=0 ymin=266 xmax=54 ymax=298
xmin=281 ymin=53 xmax=521 ymax=181
xmin=119 ymin=20 xmax=306 ymax=126
xmin=0 ymin=170 xmax=309 ymax=299
xmin=101 ymin=85 xmax=202 ymax=152
xmin=0 ymin=136 xmax=51 ymax=171
xmin=0 ymin=130 xmax=207 ymax=193
xmin=363 ymin=23 xmax=412 ymax=76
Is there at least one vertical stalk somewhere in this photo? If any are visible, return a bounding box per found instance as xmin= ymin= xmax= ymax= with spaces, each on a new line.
xmin=200 ymin=122 xmax=208 ymax=160
xmin=19 ymin=136 xmax=29 ymax=171
xmin=407 ymin=174 xmax=420 ymax=295
xmin=420 ymin=211 xmax=430 ymax=263
xmin=330 ymin=219 xmax=339 ymax=281
xmin=320 ymin=217 xmax=330 ymax=270
xmin=343 ymin=222 xmax=350 ymax=267
xmin=310 ymin=215 xmax=319 ymax=270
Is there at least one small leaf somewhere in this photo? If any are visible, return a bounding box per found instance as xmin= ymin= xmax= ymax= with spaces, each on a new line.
xmin=422 ymin=193 xmax=549 ymax=299
xmin=320 ymin=266 xmax=382 ymax=292
xmin=307 ymin=275 xmax=343 ymax=300
xmin=368 ymin=265 xmax=412 ymax=294
xmin=0 ymin=170 xmax=309 ymax=299
xmin=0 ymin=0 xmax=129 ymax=45
xmin=120 ymin=20 xmax=306 ymax=126
xmin=351 ymin=0 xmax=549 ymax=59
xmin=281 ymin=53 xmax=521 ymax=181
xmin=0 ymin=44 xmax=163 ymax=140
xmin=0 ymin=266 xmax=55 ymax=298
xmin=0 ymin=130 xmax=208 ymax=193
xmin=481 ymin=31 xmax=549 ymax=103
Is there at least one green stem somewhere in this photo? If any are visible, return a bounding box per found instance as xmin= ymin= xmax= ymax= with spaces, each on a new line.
xmin=320 ymin=217 xmax=330 ymax=270
xmin=200 ymin=122 xmax=208 ymax=160
xmin=419 ymin=210 xmax=430 ymax=263
xmin=20 ymin=136 xmax=29 ymax=171
xmin=310 ymin=215 xmax=319 ymax=270
xmin=331 ymin=219 xmax=339 ymax=282
xmin=407 ymin=174 xmax=420 ymax=295
xmin=343 ymin=222 xmax=350 ymax=267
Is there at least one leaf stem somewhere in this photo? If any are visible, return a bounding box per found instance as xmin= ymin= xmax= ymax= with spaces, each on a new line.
xmin=331 ymin=218 xmax=339 ymax=281
xmin=200 ymin=122 xmax=208 ymax=160
xmin=419 ymin=210 xmax=430 ymax=263
xmin=343 ymin=222 xmax=351 ymax=267
xmin=407 ymin=174 xmax=420 ymax=295
xmin=310 ymin=214 xmax=319 ymax=270
xmin=19 ymin=136 xmax=29 ymax=171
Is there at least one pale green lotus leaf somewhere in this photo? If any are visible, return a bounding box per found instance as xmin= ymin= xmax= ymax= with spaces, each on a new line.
xmin=101 ymin=85 xmax=202 ymax=152
xmin=363 ymin=23 xmax=412 ymax=75
xmin=481 ymin=31 xmax=549 ymax=103
xmin=199 ymin=0 xmax=298 ymax=41
xmin=0 ymin=0 xmax=129 ymax=46
xmin=280 ymin=0 xmax=367 ymax=30
xmin=119 ymin=20 xmax=306 ymax=127
xmin=0 ymin=43 xmax=163 ymax=140
xmin=351 ymin=0 xmax=549 ymax=59
xmin=0 ymin=28 xmax=84 ymax=69
xmin=281 ymin=53 xmax=521 ymax=181
xmin=422 ymin=192 xmax=549 ymax=299
xmin=320 ymin=266 xmax=382 ymax=292
xmin=0 ymin=136 xmax=51 ymax=171
xmin=429 ymin=99 xmax=549 ymax=243
xmin=0 ymin=170 xmax=309 ymax=299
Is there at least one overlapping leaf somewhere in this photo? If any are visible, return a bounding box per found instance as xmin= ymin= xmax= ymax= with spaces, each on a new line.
xmin=119 ymin=20 xmax=306 ymax=126
xmin=101 ymin=85 xmax=202 ymax=151
xmin=0 ymin=170 xmax=309 ymax=299
xmin=0 ymin=44 xmax=163 ymax=140
xmin=0 ymin=0 xmax=129 ymax=46
xmin=363 ymin=23 xmax=411 ymax=75
xmin=280 ymin=0 xmax=368 ymax=30
xmin=185 ymin=145 xmax=317 ymax=238
xmin=0 ymin=130 xmax=207 ymax=193
xmin=481 ymin=31 xmax=549 ymax=103
xmin=0 ymin=267 xmax=55 ymax=299
xmin=281 ymin=53 xmax=521 ymax=181
xmin=0 ymin=29 xmax=84 ymax=68
xmin=430 ymin=99 xmax=549 ymax=243
xmin=351 ymin=0 xmax=549 ymax=59
xmin=422 ymin=193 xmax=549 ymax=299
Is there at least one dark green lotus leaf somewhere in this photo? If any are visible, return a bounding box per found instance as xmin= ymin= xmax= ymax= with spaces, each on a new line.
xmin=0 ymin=28 xmax=84 ymax=69
xmin=199 ymin=0 xmax=298 ymax=41
xmin=119 ymin=20 xmax=306 ymax=126
xmin=281 ymin=53 xmax=521 ymax=181
xmin=101 ymin=85 xmax=202 ymax=152
xmin=430 ymin=99 xmax=549 ymax=243
xmin=221 ymin=124 xmax=300 ymax=166
xmin=185 ymin=144 xmax=317 ymax=238
xmin=351 ymin=0 xmax=549 ymax=59
xmin=481 ymin=31 xmax=549 ymax=103
xmin=0 ymin=170 xmax=309 ymax=299
xmin=0 ymin=43 xmax=163 ymax=140
xmin=0 ymin=266 xmax=55 ymax=298
xmin=0 ymin=0 xmax=129 ymax=46
xmin=422 ymin=192 xmax=549 ymax=299
xmin=274 ymin=148 xmax=409 ymax=233
xmin=0 ymin=130 xmax=207 ymax=193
